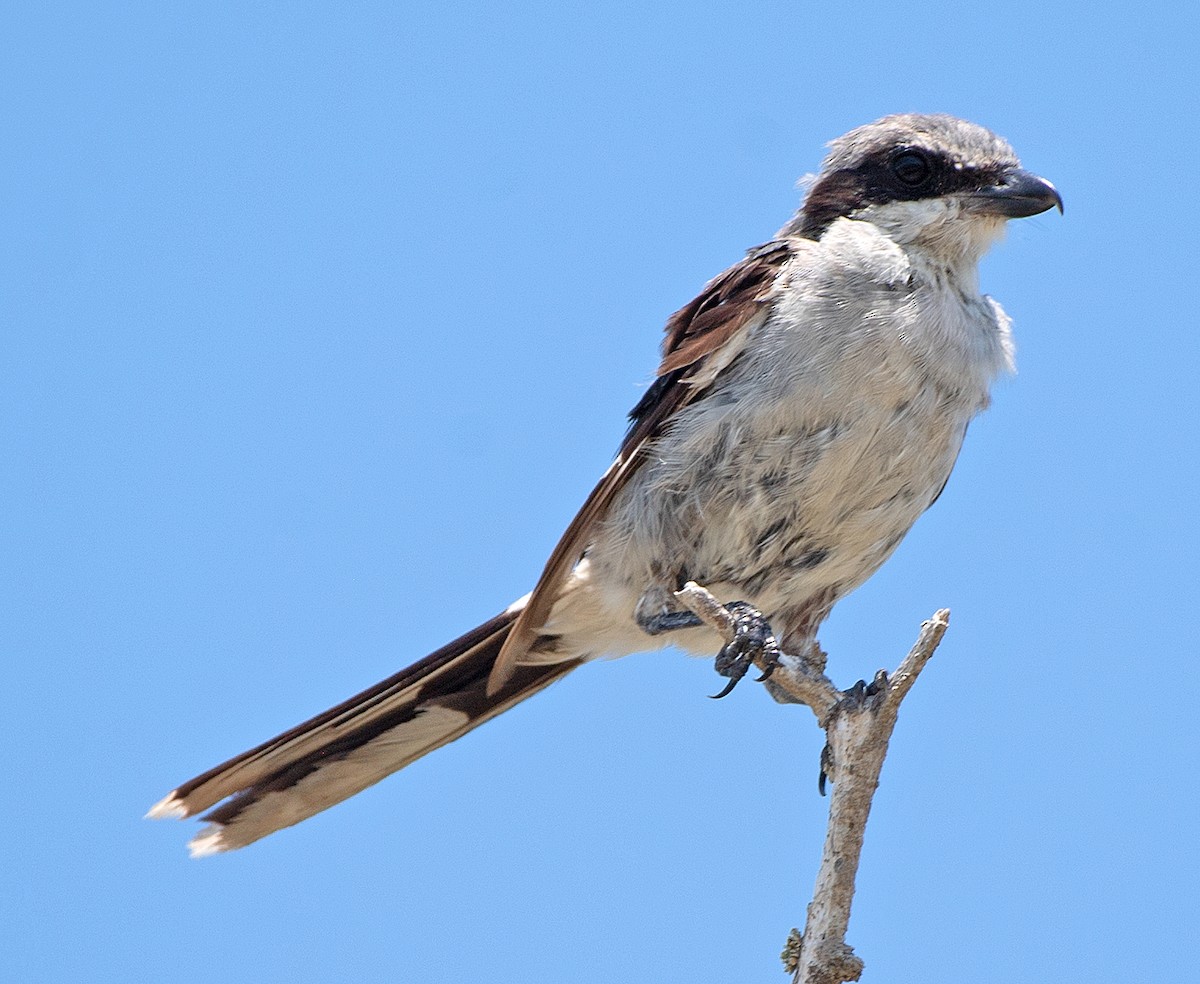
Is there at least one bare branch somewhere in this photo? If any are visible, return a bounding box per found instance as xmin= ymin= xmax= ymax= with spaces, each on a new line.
xmin=674 ymin=582 xmax=842 ymax=723
xmin=673 ymin=583 xmax=952 ymax=984
xmin=673 ymin=580 xmax=740 ymax=636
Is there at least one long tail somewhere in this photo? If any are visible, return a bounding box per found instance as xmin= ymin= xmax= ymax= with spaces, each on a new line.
xmin=147 ymin=605 xmax=581 ymax=856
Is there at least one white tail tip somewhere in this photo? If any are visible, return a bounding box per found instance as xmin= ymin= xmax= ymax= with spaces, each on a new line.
xmin=187 ymin=824 xmax=229 ymax=858
xmin=145 ymin=793 xmax=189 ymax=821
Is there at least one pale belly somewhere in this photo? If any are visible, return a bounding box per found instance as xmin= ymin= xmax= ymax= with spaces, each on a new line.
xmin=540 ymin=383 xmax=972 ymax=661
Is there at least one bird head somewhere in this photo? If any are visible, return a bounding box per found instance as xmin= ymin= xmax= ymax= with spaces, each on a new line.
xmin=790 ymin=114 xmax=1062 ymax=265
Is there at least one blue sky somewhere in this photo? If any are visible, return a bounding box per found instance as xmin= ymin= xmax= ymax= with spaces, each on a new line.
xmin=4 ymin=2 xmax=1198 ymax=982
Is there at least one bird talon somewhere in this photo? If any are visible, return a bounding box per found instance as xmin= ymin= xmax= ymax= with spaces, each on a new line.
xmin=708 ymin=601 xmax=780 ymax=697
xmin=709 ymin=677 xmax=742 ymax=700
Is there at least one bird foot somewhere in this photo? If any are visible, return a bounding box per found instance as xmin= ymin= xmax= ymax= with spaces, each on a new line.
xmin=709 ymin=601 xmax=781 ymax=699
xmin=838 ymin=670 xmax=890 ymax=709
xmin=818 ymin=670 xmax=891 ymax=793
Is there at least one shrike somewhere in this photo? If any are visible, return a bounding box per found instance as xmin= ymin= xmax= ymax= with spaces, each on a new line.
xmin=150 ymin=114 xmax=1060 ymax=856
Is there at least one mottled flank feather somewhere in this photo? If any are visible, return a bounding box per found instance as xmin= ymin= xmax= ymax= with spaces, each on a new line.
xmin=488 ymin=242 xmax=793 ymax=693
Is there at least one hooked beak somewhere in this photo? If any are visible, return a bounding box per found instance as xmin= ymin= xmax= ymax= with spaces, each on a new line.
xmin=969 ymin=167 xmax=1063 ymax=218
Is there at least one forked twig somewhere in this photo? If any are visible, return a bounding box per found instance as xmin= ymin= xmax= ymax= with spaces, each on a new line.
xmin=674 ymin=582 xmax=950 ymax=984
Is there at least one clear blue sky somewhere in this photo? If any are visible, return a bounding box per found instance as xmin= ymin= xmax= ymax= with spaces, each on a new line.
xmin=4 ymin=3 xmax=1197 ymax=982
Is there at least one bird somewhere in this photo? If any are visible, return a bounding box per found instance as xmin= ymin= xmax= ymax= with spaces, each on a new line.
xmin=149 ymin=113 xmax=1060 ymax=856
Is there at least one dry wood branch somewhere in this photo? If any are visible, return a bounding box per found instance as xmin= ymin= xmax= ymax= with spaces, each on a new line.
xmin=673 ymin=582 xmax=842 ymax=723
xmin=673 ymin=582 xmax=950 ymax=984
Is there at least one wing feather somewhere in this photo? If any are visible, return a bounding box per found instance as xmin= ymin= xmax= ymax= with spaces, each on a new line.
xmin=487 ymin=241 xmax=793 ymax=692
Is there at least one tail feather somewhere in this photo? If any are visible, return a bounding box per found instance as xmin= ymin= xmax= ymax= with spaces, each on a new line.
xmin=148 ymin=606 xmax=581 ymax=856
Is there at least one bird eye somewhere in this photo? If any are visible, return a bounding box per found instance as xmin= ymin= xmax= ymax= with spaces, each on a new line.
xmin=891 ymin=150 xmax=932 ymax=187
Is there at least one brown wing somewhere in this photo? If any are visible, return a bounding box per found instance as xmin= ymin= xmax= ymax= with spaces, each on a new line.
xmin=487 ymin=240 xmax=794 ymax=693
